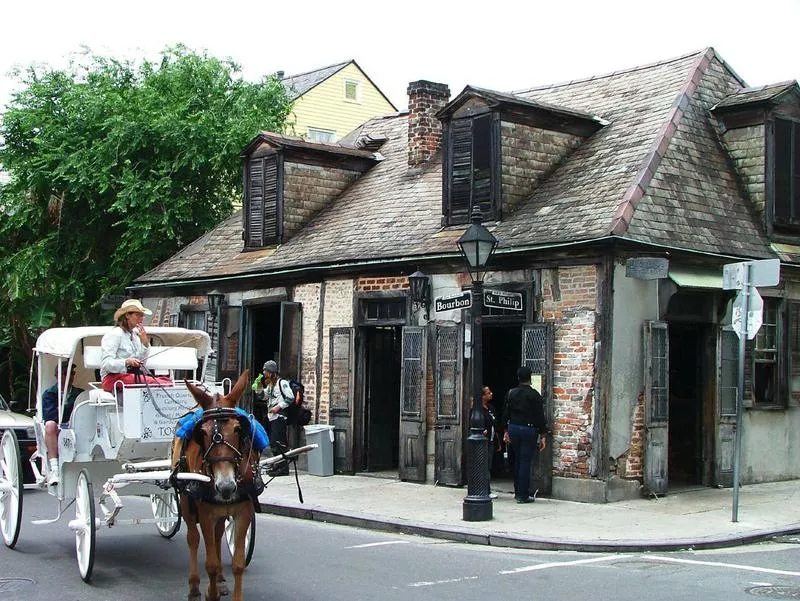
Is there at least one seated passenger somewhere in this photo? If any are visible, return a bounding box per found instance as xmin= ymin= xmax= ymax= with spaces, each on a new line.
xmin=100 ymin=299 xmax=173 ymax=392
xmin=42 ymin=363 xmax=83 ymax=486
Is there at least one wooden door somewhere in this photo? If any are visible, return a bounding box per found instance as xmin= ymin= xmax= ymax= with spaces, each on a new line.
xmin=644 ymin=320 xmax=669 ymax=495
xmin=522 ymin=323 xmax=554 ymax=496
xmin=434 ymin=324 xmax=463 ymax=486
xmin=399 ymin=326 xmax=427 ymax=482
xmin=330 ymin=327 xmax=355 ymax=474
xmin=715 ymin=327 xmax=737 ymax=487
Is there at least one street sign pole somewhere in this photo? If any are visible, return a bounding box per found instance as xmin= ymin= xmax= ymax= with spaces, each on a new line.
xmin=732 ymin=263 xmax=749 ymax=523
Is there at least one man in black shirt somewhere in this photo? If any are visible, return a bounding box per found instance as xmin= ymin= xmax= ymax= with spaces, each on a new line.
xmin=502 ymin=366 xmax=549 ymax=503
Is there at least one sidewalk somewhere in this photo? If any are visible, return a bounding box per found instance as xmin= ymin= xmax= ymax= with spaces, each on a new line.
xmin=258 ymin=473 xmax=800 ymax=552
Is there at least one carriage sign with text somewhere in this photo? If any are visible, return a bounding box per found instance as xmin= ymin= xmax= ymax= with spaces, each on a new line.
xmin=0 ymin=326 xmax=311 ymax=584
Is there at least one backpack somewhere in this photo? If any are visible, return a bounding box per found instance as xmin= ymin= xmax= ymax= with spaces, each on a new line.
xmin=281 ymin=379 xmax=312 ymax=426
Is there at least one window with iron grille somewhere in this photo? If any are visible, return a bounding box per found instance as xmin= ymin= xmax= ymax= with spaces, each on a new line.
xmin=772 ymin=118 xmax=800 ymax=232
xmin=444 ymin=113 xmax=499 ymax=225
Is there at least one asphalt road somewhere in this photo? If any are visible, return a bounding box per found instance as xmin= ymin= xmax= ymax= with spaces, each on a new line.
xmin=4 ymin=486 xmax=800 ymax=601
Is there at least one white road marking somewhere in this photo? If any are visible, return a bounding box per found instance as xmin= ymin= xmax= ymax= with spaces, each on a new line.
xmin=500 ymin=554 xmax=623 ymax=574
xmin=409 ymin=576 xmax=479 ymax=587
xmin=345 ymin=540 xmax=411 ymax=549
xmin=646 ymin=555 xmax=800 ymax=577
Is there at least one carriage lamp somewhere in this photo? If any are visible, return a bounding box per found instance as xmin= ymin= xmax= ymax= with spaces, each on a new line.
xmin=408 ymin=270 xmax=431 ymax=320
xmin=207 ymin=290 xmax=225 ymax=314
xmin=457 ymin=205 xmax=498 ymax=522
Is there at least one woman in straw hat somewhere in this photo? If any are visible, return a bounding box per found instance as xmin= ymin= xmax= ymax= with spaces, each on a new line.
xmin=100 ymin=298 xmax=172 ymax=392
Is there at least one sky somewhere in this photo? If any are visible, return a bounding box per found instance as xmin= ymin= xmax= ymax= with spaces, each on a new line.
xmin=2 ymin=0 xmax=800 ymax=114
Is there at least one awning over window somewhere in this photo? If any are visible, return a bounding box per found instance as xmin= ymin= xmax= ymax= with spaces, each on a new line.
xmin=668 ymin=267 xmax=723 ymax=289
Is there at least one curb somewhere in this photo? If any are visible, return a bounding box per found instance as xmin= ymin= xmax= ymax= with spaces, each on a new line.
xmin=260 ymin=502 xmax=800 ymax=553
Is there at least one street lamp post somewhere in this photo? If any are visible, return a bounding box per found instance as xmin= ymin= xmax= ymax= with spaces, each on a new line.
xmin=457 ymin=205 xmax=498 ymax=522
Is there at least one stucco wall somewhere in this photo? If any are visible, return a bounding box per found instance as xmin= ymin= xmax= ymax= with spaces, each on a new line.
xmin=741 ymin=408 xmax=800 ymax=482
xmin=609 ymin=263 xmax=658 ymax=479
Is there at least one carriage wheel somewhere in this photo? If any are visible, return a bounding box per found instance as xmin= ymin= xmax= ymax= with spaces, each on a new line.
xmin=0 ymin=430 xmax=23 ymax=548
xmin=74 ymin=469 xmax=96 ymax=582
xmin=224 ymin=513 xmax=255 ymax=567
xmin=150 ymin=492 xmax=181 ymax=538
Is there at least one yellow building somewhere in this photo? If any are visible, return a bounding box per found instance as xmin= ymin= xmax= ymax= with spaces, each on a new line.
xmin=280 ymin=60 xmax=397 ymax=142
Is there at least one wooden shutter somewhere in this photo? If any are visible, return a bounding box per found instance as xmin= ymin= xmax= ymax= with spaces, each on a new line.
xmin=471 ymin=113 xmax=493 ymax=217
xmin=522 ymin=323 xmax=554 ymax=495
xmin=399 ymin=326 xmax=427 ymax=482
xmin=434 ymin=324 xmax=463 ymax=486
xmin=279 ymin=301 xmax=302 ymax=381
xmin=245 ymin=156 xmax=279 ymax=247
xmin=774 ymin=118 xmax=792 ymax=224
xmin=643 ymin=320 xmax=669 ymax=495
xmin=449 ymin=118 xmax=473 ymax=223
xmin=218 ymin=306 xmax=241 ymax=387
xmin=788 ymin=303 xmax=800 ymax=406
xmin=329 ymin=327 xmax=355 ymax=473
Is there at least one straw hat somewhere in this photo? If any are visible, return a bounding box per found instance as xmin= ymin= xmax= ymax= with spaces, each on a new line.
xmin=113 ymin=299 xmax=153 ymax=321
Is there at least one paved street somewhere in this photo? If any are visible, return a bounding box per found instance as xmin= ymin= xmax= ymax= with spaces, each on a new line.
xmin=5 ymin=486 xmax=800 ymax=601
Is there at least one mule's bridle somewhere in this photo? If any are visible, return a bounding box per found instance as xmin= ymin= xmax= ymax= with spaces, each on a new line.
xmin=197 ymin=408 xmax=251 ymax=472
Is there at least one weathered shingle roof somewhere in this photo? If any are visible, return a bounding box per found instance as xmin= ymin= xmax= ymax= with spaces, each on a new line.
xmin=135 ymin=48 xmax=780 ymax=287
xmin=711 ymin=80 xmax=799 ymax=111
xmin=280 ymin=61 xmax=351 ymax=100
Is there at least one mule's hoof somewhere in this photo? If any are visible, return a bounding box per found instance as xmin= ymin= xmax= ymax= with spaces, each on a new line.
xmin=188 ymin=593 xmax=201 ymax=601
xmin=217 ymin=582 xmax=229 ymax=596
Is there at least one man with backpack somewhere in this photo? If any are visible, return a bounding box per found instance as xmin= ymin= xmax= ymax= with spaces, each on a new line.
xmin=251 ymin=360 xmax=294 ymax=475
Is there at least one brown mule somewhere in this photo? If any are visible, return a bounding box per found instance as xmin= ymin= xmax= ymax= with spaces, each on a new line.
xmin=173 ymin=371 xmax=261 ymax=601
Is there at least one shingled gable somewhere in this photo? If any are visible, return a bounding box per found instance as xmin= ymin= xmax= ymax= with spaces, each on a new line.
xmin=709 ymin=81 xmax=800 ymax=243
xmin=240 ymin=131 xmax=380 ymax=249
xmin=437 ymin=85 xmax=608 ymax=223
xmin=133 ymin=47 xmax=782 ymax=289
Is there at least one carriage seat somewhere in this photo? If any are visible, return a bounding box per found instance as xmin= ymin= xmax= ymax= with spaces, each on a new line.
xmin=83 ymin=345 xmax=198 ymax=372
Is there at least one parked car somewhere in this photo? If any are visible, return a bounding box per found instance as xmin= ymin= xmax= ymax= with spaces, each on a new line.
xmin=0 ymin=392 xmax=36 ymax=483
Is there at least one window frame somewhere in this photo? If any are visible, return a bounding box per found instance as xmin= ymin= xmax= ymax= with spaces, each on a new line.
xmin=343 ymin=79 xmax=361 ymax=103
xmin=307 ymin=127 xmax=337 ymax=144
xmin=751 ymin=297 xmax=780 ymax=407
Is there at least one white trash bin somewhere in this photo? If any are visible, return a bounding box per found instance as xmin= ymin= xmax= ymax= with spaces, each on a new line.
xmin=303 ymin=424 xmax=334 ymax=476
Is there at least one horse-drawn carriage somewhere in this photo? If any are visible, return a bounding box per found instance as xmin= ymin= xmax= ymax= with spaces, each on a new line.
xmin=0 ymin=326 xmax=312 ymax=594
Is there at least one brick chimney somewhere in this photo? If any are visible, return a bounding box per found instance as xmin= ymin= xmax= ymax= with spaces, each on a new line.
xmin=407 ymin=80 xmax=450 ymax=167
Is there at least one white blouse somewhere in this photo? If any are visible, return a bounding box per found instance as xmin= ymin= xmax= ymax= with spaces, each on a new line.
xmin=100 ymin=326 xmax=147 ymax=380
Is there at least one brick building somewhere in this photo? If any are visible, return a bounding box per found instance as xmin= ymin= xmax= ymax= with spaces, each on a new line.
xmin=129 ymin=48 xmax=800 ymax=502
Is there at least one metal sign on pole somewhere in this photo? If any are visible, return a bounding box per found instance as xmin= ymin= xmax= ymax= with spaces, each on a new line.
xmin=725 ymin=258 xmax=778 ymax=522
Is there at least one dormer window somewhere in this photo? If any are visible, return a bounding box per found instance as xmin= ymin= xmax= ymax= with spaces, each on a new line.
xmin=772 ymin=117 xmax=800 ymax=231
xmin=443 ymin=113 xmax=499 ymax=225
xmin=244 ymin=154 xmax=282 ymax=248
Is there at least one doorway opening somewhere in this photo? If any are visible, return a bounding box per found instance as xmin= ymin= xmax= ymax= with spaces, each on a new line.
xmin=668 ymin=323 xmax=705 ymax=486
xmin=249 ymin=304 xmax=281 ymax=375
xmin=483 ymin=324 xmax=522 ymax=484
xmin=359 ymin=326 xmax=402 ymax=474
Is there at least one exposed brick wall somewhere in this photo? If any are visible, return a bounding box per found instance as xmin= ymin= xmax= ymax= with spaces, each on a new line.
xmin=294 ymin=282 xmax=323 ymax=418
xmin=500 ymin=121 xmax=585 ymax=215
xmin=283 ymin=162 xmax=361 ymax=240
xmin=407 ymin=81 xmax=450 ymax=167
xmin=624 ymin=392 xmax=645 ymax=479
xmin=356 ymin=275 xmax=410 ymax=292
xmin=317 ymin=279 xmax=355 ymax=423
xmin=541 ymin=265 xmax=597 ymax=479
xmin=720 ymin=124 xmax=765 ymax=221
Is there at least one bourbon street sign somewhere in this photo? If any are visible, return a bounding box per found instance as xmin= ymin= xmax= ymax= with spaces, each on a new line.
xmin=483 ymin=289 xmax=523 ymax=311
xmin=434 ymin=291 xmax=472 ymax=312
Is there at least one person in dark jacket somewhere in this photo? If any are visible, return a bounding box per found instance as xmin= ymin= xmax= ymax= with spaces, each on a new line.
xmin=502 ymin=366 xmax=549 ymax=504
xmin=42 ymin=363 xmax=84 ymax=486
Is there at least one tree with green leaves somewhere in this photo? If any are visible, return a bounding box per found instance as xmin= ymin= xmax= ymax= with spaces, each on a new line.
xmin=0 ymin=45 xmax=291 ymax=403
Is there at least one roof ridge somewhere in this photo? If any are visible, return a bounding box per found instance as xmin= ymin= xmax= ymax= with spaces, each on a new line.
xmin=513 ymin=48 xmax=712 ymax=95
xmin=281 ymin=60 xmax=351 ymax=81
xmin=606 ymin=48 xmax=716 ymax=235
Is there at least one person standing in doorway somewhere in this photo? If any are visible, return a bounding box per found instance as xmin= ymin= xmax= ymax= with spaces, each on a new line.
xmin=502 ymin=366 xmax=549 ymax=504
xmin=251 ymin=360 xmax=293 ymax=475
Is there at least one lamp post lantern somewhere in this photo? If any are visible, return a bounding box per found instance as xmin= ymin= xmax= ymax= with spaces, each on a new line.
xmin=457 ymin=205 xmax=498 ymax=522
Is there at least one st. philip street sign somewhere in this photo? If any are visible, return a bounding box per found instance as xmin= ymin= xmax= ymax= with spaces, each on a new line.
xmin=483 ymin=289 xmax=523 ymax=311
xmin=434 ymin=291 xmax=472 ymax=312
